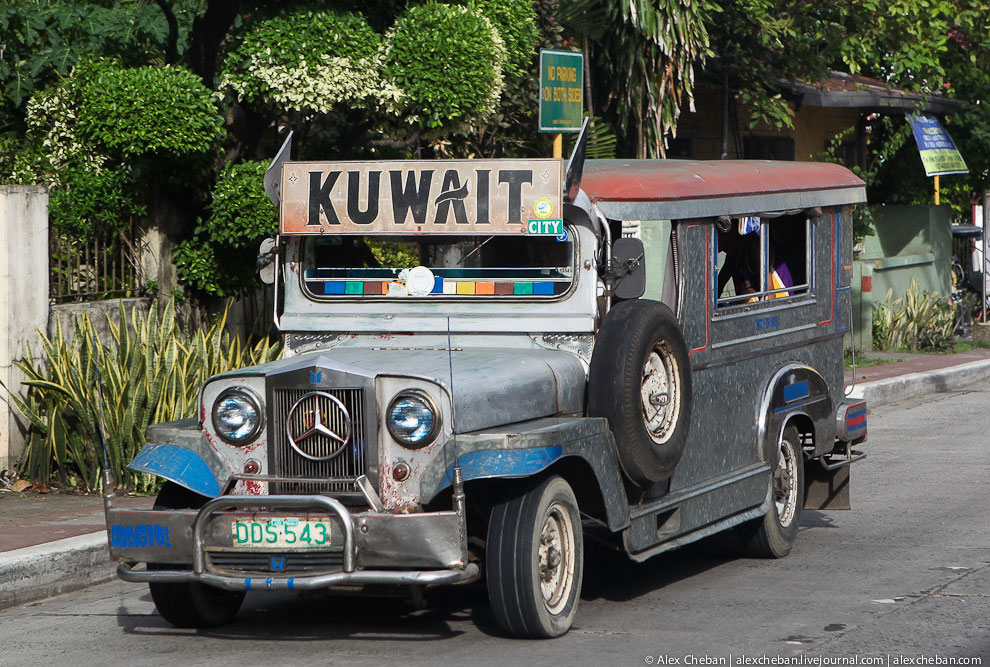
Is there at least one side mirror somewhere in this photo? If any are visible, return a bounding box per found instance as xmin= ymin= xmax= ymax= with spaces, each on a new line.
xmin=610 ymin=237 xmax=646 ymax=299
xmin=258 ymin=238 xmax=277 ymax=285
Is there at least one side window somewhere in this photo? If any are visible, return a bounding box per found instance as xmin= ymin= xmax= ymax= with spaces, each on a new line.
xmin=715 ymin=214 xmax=810 ymax=308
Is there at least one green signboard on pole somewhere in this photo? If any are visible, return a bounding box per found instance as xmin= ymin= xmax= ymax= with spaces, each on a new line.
xmin=539 ymin=49 xmax=584 ymax=133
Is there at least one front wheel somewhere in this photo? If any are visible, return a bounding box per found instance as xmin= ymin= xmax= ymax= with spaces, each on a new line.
xmin=486 ymin=475 xmax=584 ymax=638
xmin=148 ymin=482 xmax=245 ymax=628
xmin=737 ymin=426 xmax=805 ymax=558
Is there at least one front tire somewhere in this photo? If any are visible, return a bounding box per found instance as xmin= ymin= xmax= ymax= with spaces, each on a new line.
xmin=737 ymin=426 xmax=805 ymax=558
xmin=486 ymin=476 xmax=584 ymax=638
xmin=148 ymin=482 xmax=245 ymax=628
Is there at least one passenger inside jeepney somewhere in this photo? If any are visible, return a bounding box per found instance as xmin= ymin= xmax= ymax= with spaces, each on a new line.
xmin=717 ymin=218 xmax=794 ymax=302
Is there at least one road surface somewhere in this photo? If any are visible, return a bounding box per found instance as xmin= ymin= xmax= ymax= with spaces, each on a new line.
xmin=1 ymin=387 xmax=988 ymax=666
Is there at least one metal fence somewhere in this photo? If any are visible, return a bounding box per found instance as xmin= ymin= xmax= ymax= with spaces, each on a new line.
xmin=49 ymin=221 xmax=140 ymax=303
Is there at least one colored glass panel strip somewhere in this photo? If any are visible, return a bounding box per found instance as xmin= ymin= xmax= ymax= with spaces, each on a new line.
xmin=324 ymin=281 xmax=346 ymax=295
xmin=456 ymin=282 xmax=476 ymax=295
xmin=476 ymin=281 xmax=495 ymax=295
xmin=432 ymin=277 xmax=444 ymax=294
xmin=514 ymin=282 xmax=534 ymax=295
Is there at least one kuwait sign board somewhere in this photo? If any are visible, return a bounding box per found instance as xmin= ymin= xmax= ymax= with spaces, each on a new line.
xmin=539 ymin=49 xmax=584 ymax=133
xmin=280 ymin=159 xmax=563 ymax=235
xmin=910 ymin=114 xmax=968 ymax=177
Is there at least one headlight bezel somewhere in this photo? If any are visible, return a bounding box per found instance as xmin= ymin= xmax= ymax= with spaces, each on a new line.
xmin=212 ymin=386 xmax=264 ymax=445
xmin=386 ymin=390 xmax=441 ymax=449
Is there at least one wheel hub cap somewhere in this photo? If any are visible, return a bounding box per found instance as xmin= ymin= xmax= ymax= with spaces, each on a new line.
xmin=538 ymin=502 xmax=575 ymax=614
xmin=641 ymin=344 xmax=680 ymax=444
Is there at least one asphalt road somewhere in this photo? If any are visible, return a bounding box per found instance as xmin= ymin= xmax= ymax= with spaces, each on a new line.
xmin=2 ymin=386 xmax=989 ymax=667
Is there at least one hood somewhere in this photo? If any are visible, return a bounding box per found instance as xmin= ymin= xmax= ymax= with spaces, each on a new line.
xmin=220 ymin=347 xmax=587 ymax=434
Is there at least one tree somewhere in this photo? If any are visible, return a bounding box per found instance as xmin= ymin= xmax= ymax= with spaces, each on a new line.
xmin=554 ymin=0 xmax=714 ymax=158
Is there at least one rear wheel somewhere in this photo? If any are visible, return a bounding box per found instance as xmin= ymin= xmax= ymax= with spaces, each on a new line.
xmin=737 ymin=426 xmax=805 ymax=558
xmin=148 ymin=482 xmax=245 ymax=628
xmin=486 ymin=476 xmax=584 ymax=638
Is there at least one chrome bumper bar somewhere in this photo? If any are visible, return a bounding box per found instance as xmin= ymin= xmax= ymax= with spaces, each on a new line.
xmin=106 ymin=491 xmax=475 ymax=591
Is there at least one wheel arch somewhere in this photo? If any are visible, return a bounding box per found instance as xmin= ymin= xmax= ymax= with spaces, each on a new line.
xmin=448 ymin=453 xmax=628 ymax=534
xmin=757 ymin=363 xmax=834 ymax=465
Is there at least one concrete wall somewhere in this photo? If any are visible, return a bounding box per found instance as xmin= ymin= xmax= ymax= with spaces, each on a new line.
xmin=851 ymin=205 xmax=953 ymax=350
xmin=49 ymin=298 xmax=152 ymax=348
xmin=0 ymin=187 xmax=49 ymax=473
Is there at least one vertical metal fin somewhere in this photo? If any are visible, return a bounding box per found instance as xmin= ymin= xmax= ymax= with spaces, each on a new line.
xmin=264 ymin=131 xmax=294 ymax=207
xmin=563 ymin=117 xmax=590 ymax=203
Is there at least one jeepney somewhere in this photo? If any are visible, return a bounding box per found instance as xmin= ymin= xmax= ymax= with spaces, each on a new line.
xmin=103 ymin=131 xmax=868 ymax=638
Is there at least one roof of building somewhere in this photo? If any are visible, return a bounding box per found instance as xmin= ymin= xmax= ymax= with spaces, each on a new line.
xmin=782 ymin=71 xmax=966 ymax=114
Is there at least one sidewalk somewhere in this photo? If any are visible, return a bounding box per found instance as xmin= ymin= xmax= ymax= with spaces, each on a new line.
xmin=1 ymin=347 xmax=989 ymax=611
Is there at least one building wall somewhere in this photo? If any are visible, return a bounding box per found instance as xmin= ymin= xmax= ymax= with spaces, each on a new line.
xmin=851 ymin=205 xmax=953 ymax=351
xmin=674 ymin=85 xmax=862 ymax=162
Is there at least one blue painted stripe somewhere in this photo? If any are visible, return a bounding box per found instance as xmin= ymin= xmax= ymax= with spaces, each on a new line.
xmin=438 ymin=445 xmax=564 ymax=489
xmin=128 ymin=443 xmax=222 ymax=497
xmin=265 ymin=577 xmax=273 ymax=590
xmin=848 ymin=408 xmax=867 ymax=419
xmin=288 ymin=578 xmax=295 ymax=590
xmin=245 ymin=578 xmax=252 ymax=591
xmin=783 ymin=381 xmax=810 ymax=403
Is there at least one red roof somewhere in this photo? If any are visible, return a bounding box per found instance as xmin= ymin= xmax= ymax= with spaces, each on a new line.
xmin=582 ymin=159 xmax=864 ymax=203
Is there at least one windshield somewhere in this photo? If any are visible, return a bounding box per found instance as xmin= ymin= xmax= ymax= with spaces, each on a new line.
xmin=301 ymin=233 xmax=575 ymax=299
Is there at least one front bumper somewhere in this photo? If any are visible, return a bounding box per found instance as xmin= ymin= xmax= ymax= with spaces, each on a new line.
xmin=106 ymin=494 xmax=478 ymax=591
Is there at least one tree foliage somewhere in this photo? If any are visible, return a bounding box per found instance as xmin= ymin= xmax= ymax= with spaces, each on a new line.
xmin=0 ymin=0 xmax=199 ymax=132
xmin=383 ymin=3 xmax=506 ymax=129
xmin=75 ymin=59 xmax=224 ymax=158
xmin=557 ymin=0 xmax=714 ymax=157
xmin=220 ymin=8 xmax=383 ymax=114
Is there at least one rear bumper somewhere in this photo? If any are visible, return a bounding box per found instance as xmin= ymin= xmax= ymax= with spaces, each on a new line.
xmin=106 ymin=494 xmax=477 ymax=591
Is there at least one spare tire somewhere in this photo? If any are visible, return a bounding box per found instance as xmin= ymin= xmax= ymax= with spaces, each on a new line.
xmin=588 ymin=299 xmax=692 ymax=486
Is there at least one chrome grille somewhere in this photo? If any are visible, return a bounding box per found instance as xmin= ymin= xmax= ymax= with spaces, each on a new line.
xmin=207 ymin=550 xmax=344 ymax=575
xmin=271 ymin=388 xmax=367 ymax=494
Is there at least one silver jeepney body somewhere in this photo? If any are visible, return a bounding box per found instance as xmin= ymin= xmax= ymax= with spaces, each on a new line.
xmin=104 ymin=155 xmax=868 ymax=591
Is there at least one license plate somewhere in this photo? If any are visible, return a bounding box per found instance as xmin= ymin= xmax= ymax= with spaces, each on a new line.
xmin=231 ymin=517 xmax=333 ymax=548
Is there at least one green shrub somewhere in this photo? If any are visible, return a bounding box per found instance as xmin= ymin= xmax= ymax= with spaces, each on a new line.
xmin=74 ymin=60 xmax=224 ymax=158
xmin=871 ymin=300 xmax=892 ymax=350
xmin=875 ymin=280 xmax=956 ymax=352
xmin=467 ymin=0 xmax=539 ymax=87
xmin=6 ymin=299 xmax=281 ymax=492
xmin=220 ymin=9 xmax=382 ymax=113
xmin=6 ymin=86 xmax=145 ymax=238
xmin=204 ymin=160 xmax=276 ymax=248
xmin=383 ymin=2 xmax=505 ymax=128
xmin=48 ymin=160 xmax=145 ymax=237
xmin=174 ymin=238 xmax=258 ymax=298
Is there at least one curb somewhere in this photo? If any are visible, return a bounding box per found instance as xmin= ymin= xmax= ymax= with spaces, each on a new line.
xmin=0 ymin=532 xmax=114 ymax=610
xmin=846 ymin=359 xmax=990 ymax=408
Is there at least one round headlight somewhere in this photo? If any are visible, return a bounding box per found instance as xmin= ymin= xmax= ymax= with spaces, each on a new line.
xmin=387 ymin=392 xmax=439 ymax=448
xmin=212 ymin=387 xmax=263 ymax=445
